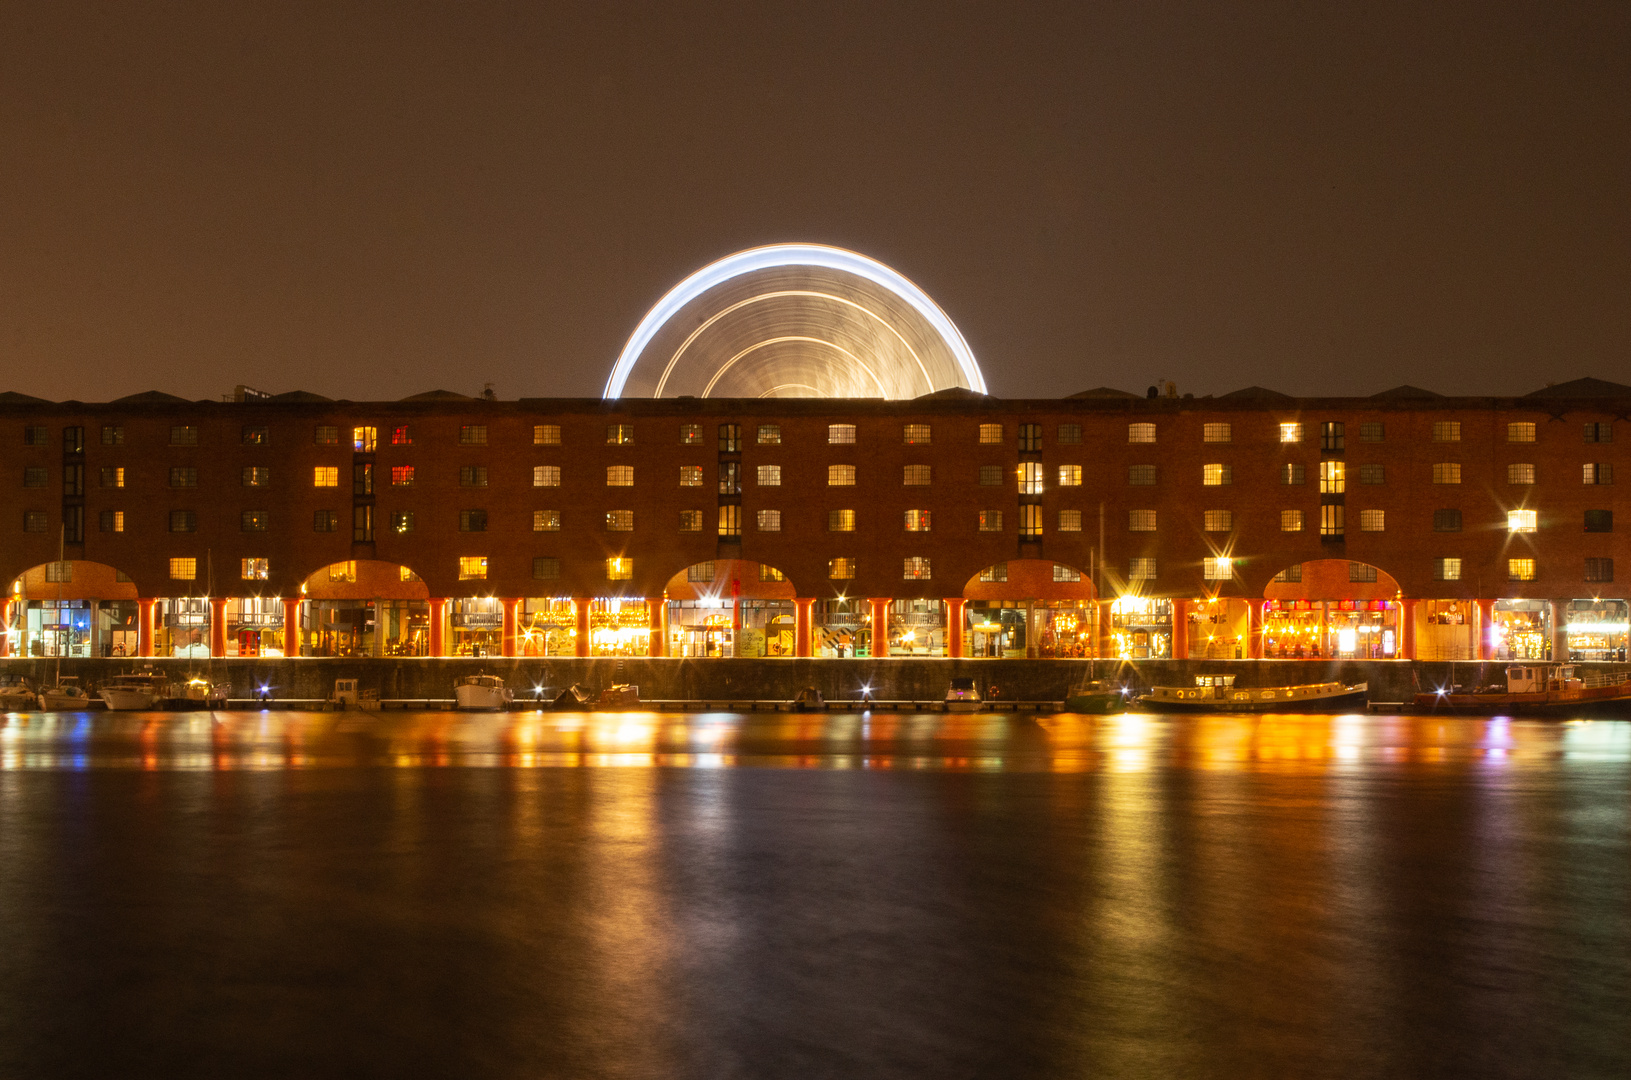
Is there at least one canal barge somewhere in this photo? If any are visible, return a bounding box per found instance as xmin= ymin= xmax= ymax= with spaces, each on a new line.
xmin=1140 ymin=674 xmax=1368 ymax=712
xmin=1414 ymin=663 xmax=1631 ymax=715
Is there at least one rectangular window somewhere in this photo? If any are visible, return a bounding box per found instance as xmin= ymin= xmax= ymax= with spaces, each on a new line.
xmin=1585 ymin=558 xmax=1614 ymax=583
xmin=979 ymin=510 xmax=1003 ymax=532
xmin=313 ymin=510 xmax=338 ymax=532
xmin=828 ymin=558 xmax=855 ymax=580
xmin=1057 ymin=423 xmax=1082 ymax=445
xmin=979 ymin=564 xmax=1008 ymax=583
xmin=1585 ymin=509 xmax=1613 ymax=533
xmin=1320 ymin=422 xmax=1345 ymax=451
xmin=353 ymin=426 xmax=377 ymax=453
xmin=688 ymin=562 xmax=715 ymax=583
xmin=23 ymin=425 xmax=46 ymax=446
xmin=904 ymin=509 xmax=931 ymax=532
xmin=1203 ymin=557 xmax=1233 ymax=581
xmin=99 ymin=510 xmax=125 ymax=533
xmin=391 ymin=511 xmax=415 ymax=533
xmin=1319 ymin=460 xmax=1344 ymax=493
xmin=828 ymin=509 xmax=856 ymax=532
xmin=979 ymin=465 xmax=1005 ymax=486
xmin=978 ymin=423 xmax=1003 ymax=444
xmin=1020 ymin=504 xmax=1044 ymax=538
xmin=240 ymin=509 xmax=270 ymax=532
xmin=757 ymin=424 xmax=781 ymax=445
xmin=1359 ymin=509 xmax=1385 ymax=532
xmin=62 ymin=465 xmax=83 ymax=498
xmin=1432 ymin=421 xmax=1461 ymax=442
xmin=169 ymin=510 xmax=196 ymax=533
xmin=314 ymin=466 xmax=338 ymax=487
xmin=1584 ymin=463 xmax=1614 ymax=485
xmin=606 ymin=465 xmax=634 ymax=486
xmin=606 ymin=424 xmax=634 ymax=445
xmin=757 ymin=465 xmax=781 ymax=486
xmin=1432 ymin=463 xmax=1461 ymax=484
xmin=169 ymin=426 xmax=198 ymax=446
xmin=169 ymin=467 xmax=198 ymax=488
xmin=605 ymin=558 xmax=632 ymax=582
xmin=533 ymin=465 xmax=560 ymax=487
xmin=169 ymin=557 xmax=197 ymax=581
xmin=533 ymin=557 xmax=561 ymax=581
xmin=1129 ymin=558 xmax=1157 ymax=580
xmin=718 ymin=424 xmax=741 ymax=452
xmin=62 ymin=505 xmax=83 ymax=544
xmin=719 ymin=462 xmax=741 ymax=494
xmin=756 ymin=509 xmax=781 ymax=532
xmin=391 ymin=425 xmax=411 ymax=446
xmin=44 ymin=561 xmax=71 ymax=583
xmin=23 ymin=467 xmax=47 ymax=487
xmin=459 ymin=509 xmax=488 ymax=532
xmin=1279 ymin=422 xmax=1303 ymax=443
xmin=1508 ymin=558 xmax=1536 ymax=582
xmin=460 ymin=556 xmax=488 ymax=581
xmin=718 ymin=505 xmax=742 ymax=538
xmin=1058 ymin=509 xmax=1082 ymax=531
xmin=1508 ymin=463 xmax=1536 ymax=485
xmin=605 ymin=510 xmax=634 ymax=531
xmin=903 ymin=423 xmax=931 ymax=444
xmin=1203 ymin=464 xmax=1232 ymax=486
xmin=1018 ymin=423 xmax=1042 ymax=452
xmin=101 ymin=425 xmax=124 ymax=446
xmin=679 ymin=510 xmax=703 ymax=532
xmin=241 ymin=425 xmax=268 ymax=445
xmin=241 ymin=558 xmax=269 ymax=580
xmin=903 ymin=556 xmax=931 ymax=580
xmin=1585 ymin=422 xmax=1613 ymax=443
xmin=1057 ymin=465 xmax=1082 ymax=486
xmin=1320 ymin=504 xmax=1344 ymax=537
xmin=828 ymin=464 xmax=856 ymax=486
xmin=1128 ymin=423 xmax=1156 ymax=444
xmin=1203 ymin=510 xmax=1233 ymax=532
xmin=1433 ymin=509 xmax=1462 ymax=532
xmin=1203 ymin=422 xmax=1232 ymax=443
xmin=532 ymin=509 xmax=559 ymax=532
xmin=1508 ymin=422 xmax=1536 ymax=443
xmin=459 ymin=425 xmax=487 ymax=445
xmin=828 ymin=423 xmax=857 ymax=445
xmin=1508 ymin=509 xmax=1537 ymax=533
xmin=328 ymin=561 xmax=357 ymax=583
xmin=391 ymin=465 xmax=414 ymax=486
xmin=1349 ymin=562 xmax=1378 ymax=583
xmin=1358 ymin=464 xmax=1385 ymax=485
xmin=1359 ymin=422 xmax=1384 ymax=443
xmin=1019 ymin=462 xmax=1045 ymax=493
xmin=1282 ymin=463 xmax=1305 ymax=485
xmin=353 ymin=462 xmax=373 ymax=495
xmin=1280 ymin=509 xmax=1303 ymax=532
xmin=242 ymin=466 xmax=270 ymax=487
xmin=23 ymin=511 xmax=47 ymax=532
xmin=903 ymin=464 xmax=932 ymax=486
xmin=309 ymin=425 xmax=338 ymax=446
xmin=1128 ymin=509 xmax=1156 ymax=531
xmin=680 ymin=423 xmax=703 ymax=445
xmin=460 ymin=466 xmax=488 ymax=487
xmin=533 ymin=424 xmax=560 ymax=446
xmin=353 ymin=505 xmax=374 ymax=542
xmin=678 ymin=465 xmax=703 ymax=487
xmin=1434 ymin=557 xmax=1462 ymax=581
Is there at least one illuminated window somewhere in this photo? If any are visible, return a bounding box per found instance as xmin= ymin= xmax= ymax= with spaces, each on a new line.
xmin=757 ymin=509 xmax=781 ymax=532
xmin=688 ymin=562 xmax=715 ymax=582
xmin=1360 ymin=509 xmax=1385 ymax=532
xmin=353 ymin=426 xmax=377 ymax=452
xmin=168 ymin=557 xmax=196 ymax=581
xmin=1507 ymin=463 xmax=1535 ymax=485
xmin=533 ymin=558 xmax=561 ymax=581
xmin=1203 ymin=557 xmax=1232 ymax=580
xmin=1584 ymin=463 xmax=1614 ymax=485
xmin=458 ymin=509 xmax=487 ymax=532
xmin=1434 ymin=558 xmax=1462 ymax=581
xmin=979 ymin=510 xmax=1003 ymax=532
xmin=1203 ymin=423 xmax=1231 ymax=443
xmin=1349 ymin=562 xmax=1377 ymax=582
xmin=1053 ymin=564 xmax=1081 ymax=582
xmin=1585 ymin=509 xmax=1613 ymax=532
xmin=1320 ymin=422 xmax=1345 ymax=451
xmin=828 ymin=509 xmax=856 ymax=532
xmin=400 ymin=566 xmax=421 ymax=582
xmin=980 ymin=563 xmax=1008 ymax=582
xmin=1320 ymin=504 xmax=1344 ymax=537
xmin=101 ymin=425 xmax=124 ymax=445
xmin=391 ymin=465 xmax=414 ymax=486
xmin=459 ymin=425 xmax=487 ymax=445
xmin=170 ymin=467 xmax=198 ymax=488
xmin=460 ymin=466 xmax=488 ymax=487
xmin=241 ymin=558 xmax=269 ymax=580
xmin=1057 ymin=465 xmax=1082 ymax=486
xmin=1020 ymin=504 xmax=1044 ymax=537
xmin=313 ymin=510 xmax=338 ymax=532
xmin=240 ymin=510 xmax=270 ymax=532
xmin=533 ymin=465 xmax=560 ymax=487
xmin=169 ymin=510 xmax=196 ymax=533
xmin=391 ymin=425 xmax=412 ymax=445
xmin=1508 ymin=422 xmax=1535 ymax=443
xmin=169 ymin=425 xmax=198 ymax=446
xmin=1508 ymin=558 xmax=1535 ymax=582
xmin=1282 ymin=463 xmax=1305 ymax=485
xmin=904 ymin=464 xmax=931 ymax=486
xmin=1360 ymin=422 xmax=1384 ymax=442
xmin=759 ymin=564 xmax=784 ymax=582
xmin=1057 ymin=424 xmax=1082 ymax=445
xmin=1273 ymin=565 xmax=1303 ymax=583
xmin=1019 ymin=462 xmax=1044 ymax=493
xmin=718 ymin=505 xmax=742 ymax=538
xmin=718 ymin=424 xmax=741 ymax=452
xmin=1434 ymin=509 xmax=1461 ymax=532
xmin=391 ymin=511 xmax=415 ymax=533
xmin=828 ymin=558 xmax=855 ymax=580
xmin=1359 ymin=464 xmax=1384 ymax=484
xmin=23 ymin=511 xmax=47 ymax=532
xmin=1584 ymin=422 xmax=1613 ymax=443
xmin=314 ymin=466 xmax=338 ymax=487
xmin=533 ymin=424 xmax=560 ymax=445
xmin=99 ymin=510 xmax=124 ymax=533
xmin=460 ymin=556 xmax=488 ymax=580
xmin=1018 ymin=424 xmax=1042 ymax=452
xmin=241 ymin=425 xmax=268 ymax=445
xmin=606 ymin=424 xmax=634 ymax=445
xmin=1058 ymin=510 xmax=1082 ymax=531
xmin=828 ymin=465 xmax=856 ymax=486
xmin=903 ymin=423 xmax=931 ymax=444
xmin=606 ymin=465 xmax=633 ymax=486
xmin=1432 ymin=463 xmax=1461 ymax=484
xmin=979 ymin=465 xmax=1004 ymax=485
xmin=1203 ymin=464 xmax=1232 ymax=486
xmin=605 ymin=510 xmax=633 ymax=531
xmin=679 ymin=510 xmax=703 ymax=532
xmin=757 ymin=465 xmax=781 ymax=486
xmin=904 ymin=509 xmax=931 ymax=532
xmin=1203 ymin=510 xmax=1232 ymax=532
xmin=1279 ymin=423 xmax=1303 ymax=443
xmin=241 ymin=466 xmax=269 ymax=487
xmin=1319 ymin=460 xmax=1344 ymax=493
xmin=314 ymin=426 xmax=339 ymax=445
xmin=1585 ymin=558 xmax=1614 ymax=583
xmin=757 ymin=424 xmax=781 ymax=445
xmin=680 ymin=423 xmax=702 ymax=445
xmin=1280 ymin=510 xmax=1303 ymax=532
xmin=1128 ymin=558 xmax=1157 ymax=580
xmin=1432 ymin=421 xmax=1460 ymax=442
xmin=903 ymin=556 xmax=931 ymax=580
xmin=1508 ymin=509 xmax=1537 ymax=533
xmin=978 ymin=423 xmax=1003 ymax=444
xmin=1128 ymin=509 xmax=1156 ymax=531
xmin=1128 ymin=423 xmax=1156 ymax=444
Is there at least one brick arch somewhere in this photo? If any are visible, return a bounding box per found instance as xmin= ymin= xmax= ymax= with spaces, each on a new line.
xmin=1263 ymin=559 xmax=1400 ymax=602
xmin=962 ymin=559 xmax=1097 ymax=601
xmin=10 ymin=560 xmax=140 ymax=603
xmin=299 ymin=559 xmax=431 ymax=601
xmin=662 ymin=558 xmax=797 ymax=600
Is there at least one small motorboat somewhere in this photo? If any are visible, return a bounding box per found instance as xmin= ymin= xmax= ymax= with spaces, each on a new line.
xmin=1064 ymin=679 xmax=1129 ymax=714
xmin=552 ymin=684 xmax=593 ymax=710
xmin=37 ymin=677 xmax=94 ymax=711
xmin=173 ymin=676 xmax=229 ymax=709
xmin=455 ymin=673 xmax=514 ymax=711
xmin=1415 ymin=663 xmax=1631 ymax=715
xmin=100 ymin=671 xmax=171 ymax=711
xmin=1140 ymin=674 xmax=1368 ymax=712
xmin=597 ymin=684 xmax=640 ymax=710
xmin=945 ymin=677 xmax=983 ymax=713
xmin=792 ymin=686 xmax=825 ymax=711
xmin=0 ymin=677 xmax=37 ymax=711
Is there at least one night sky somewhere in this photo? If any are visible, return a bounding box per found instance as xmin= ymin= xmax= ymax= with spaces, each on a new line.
xmin=2 ymin=1 xmax=1626 ymax=403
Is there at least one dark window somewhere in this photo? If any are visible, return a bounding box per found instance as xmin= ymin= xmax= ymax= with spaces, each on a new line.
xmin=1359 ymin=422 xmax=1383 ymax=442
xmin=62 ymin=506 xmax=83 ymax=544
xmin=459 ymin=509 xmax=488 ymax=532
xmin=62 ymin=465 xmax=83 ymax=496
xmin=1057 ymin=423 xmax=1082 ymax=445
xmin=1321 ymin=422 xmax=1345 ymax=451
xmin=23 ymin=426 xmax=47 ymax=446
xmin=242 ymin=466 xmax=270 ymax=487
xmin=532 ymin=557 xmax=561 ymax=580
xmin=242 ymin=426 xmax=269 ymax=445
xmin=718 ymin=424 xmax=742 ymax=452
xmin=1018 ymin=423 xmax=1042 ymax=452
xmin=169 ymin=426 xmax=198 ymax=446
xmin=313 ymin=510 xmax=339 ymax=532
xmin=459 ymin=466 xmax=488 ymax=487
xmin=23 ymin=510 xmax=47 ymax=532
xmin=1585 ymin=509 xmax=1613 ymax=533
xmin=1359 ymin=464 xmax=1385 ymax=485
xmin=98 ymin=510 xmax=123 ymax=532
xmin=1349 ymin=562 xmax=1377 ymax=582
xmin=1433 ymin=509 xmax=1462 ymax=532
xmin=241 ymin=510 xmax=270 ymax=532
xmin=1585 ymin=422 xmax=1613 ymax=443
xmin=718 ymin=462 xmax=741 ymax=495
xmin=169 ymin=467 xmax=197 ymax=488
xmin=1128 ymin=464 xmax=1157 ymax=485
xmin=979 ymin=465 xmax=1004 ymax=486
xmin=23 ymin=467 xmax=47 ymax=488
xmin=314 ymin=426 xmax=339 ymax=445
xmin=353 ymin=462 xmax=374 ymax=495
xmin=459 ymin=425 xmax=488 ymax=445
xmin=1586 ymin=558 xmax=1614 ymax=582
xmin=353 ymin=505 xmax=374 ymax=542
xmin=62 ymin=427 xmax=84 ymax=453
xmin=1281 ymin=464 xmax=1305 ymax=485
xmin=101 ymin=425 xmax=124 ymax=446
xmin=169 ymin=510 xmax=196 ymax=533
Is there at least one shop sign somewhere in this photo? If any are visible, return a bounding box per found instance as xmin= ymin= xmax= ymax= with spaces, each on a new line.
xmin=453 ymin=613 xmax=502 ymax=629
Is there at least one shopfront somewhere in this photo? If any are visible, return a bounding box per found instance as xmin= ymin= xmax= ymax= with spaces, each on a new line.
xmin=297 ymin=561 xmax=433 ymax=657
xmin=966 ymin=601 xmax=1025 ymax=658
xmin=449 ymin=598 xmax=503 ymax=656
xmin=1033 ymin=600 xmax=1098 ymax=658
xmin=1564 ymin=599 xmax=1628 ymax=662
xmin=7 ymin=561 xmax=141 ymax=658
xmin=665 ymin=559 xmax=794 ymax=658
xmin=739 ymin=600 xmax=795 ymax=657
xmin=887 ymin=600 xmax=946 ymax=657
xmin=1492 ymin=599 xmax=1550 ymax=660
xmin=224 ymin=597 xmax=283 ymax=656
xmin=813 ymin=598 xmax=871 ymax=657
xmin=1185 ymin=598 xmax=1249 ymax=659
xmin=1324 ymin=600 xmax=1400 ymax=659
xmin=157 ymin=597 xmax=210 ymax=657
xmin=591 ymin=598 xmax=652 ymax=657
xmin=962 ymin=561 xmax=1100 ymax=659
xmin=520 ymin=599 xmax=576 ymax=657
xmin=1417 ymin=599 xmax=1476 ymax=661
xmin=1111 ymin=597 xmax=1173 ymax=659
xmin=668 ymin=599 xmax=734 ymax=657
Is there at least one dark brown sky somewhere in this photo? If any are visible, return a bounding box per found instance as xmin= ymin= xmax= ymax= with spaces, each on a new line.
xmin=2 ymin=1 xmax=1626 ymax=402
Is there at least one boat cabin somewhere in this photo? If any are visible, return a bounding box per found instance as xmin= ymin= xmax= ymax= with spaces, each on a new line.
xmin=1505 ymin=664 xmax=1583 ymax=694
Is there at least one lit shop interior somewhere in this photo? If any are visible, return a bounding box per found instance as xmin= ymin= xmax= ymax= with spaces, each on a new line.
xmin=5 ymin=561 xmax=140 ymax=658
xmin=1261 ymin=560 xmax=1402 ymax=659
xmin=664 ymin=560 xmax=794 ymax=658
xmin=965 ymin=561 xmax=1101 ymax=658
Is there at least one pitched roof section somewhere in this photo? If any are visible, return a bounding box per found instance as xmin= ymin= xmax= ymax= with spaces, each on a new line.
xmin=1522 ymin=377 xmax=1631 ymax=399
xmin=110 ymin=390 xmax=190 ymax=405
xmin=0 ymin=391 xmax=50 ymax=404
xmin=270 ymin=390 xmax=334 ymax=403
xmin=914 ymin=386 xmax=989 ymax=400
xmin=1067 ymin=387 xmax=1140 ymax=399
xmin=1370 ymin=384 xmax=1443 ymax=399
xmin=401 ymin=389 xmax=475 ymax=401
xmin=1218 ymin=385 xmax=1293 ymax=400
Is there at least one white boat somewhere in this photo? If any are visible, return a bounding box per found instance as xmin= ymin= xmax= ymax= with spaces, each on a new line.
xmin=37 ymin=677 xmax=94 ymax=711
xmin=455 ymin=673 xmax=514 ymax=710
xmin=175 ymin=676 xmax=229 ymax=708
xmin=945 ymin=676 xmax=984 ymax=712
xmin=0 ymin=677 xmax=36 ymax=711
xmin=100 ymin=672 xmax=170 ymax=711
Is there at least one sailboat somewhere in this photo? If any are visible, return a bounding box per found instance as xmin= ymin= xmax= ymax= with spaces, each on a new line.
xmin=36 ymin=528 xmax=95 ymax=710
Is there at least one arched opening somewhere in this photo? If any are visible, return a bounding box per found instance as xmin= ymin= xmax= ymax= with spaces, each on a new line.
xmin=963 ymin=560 xmax=1098 ymax=659
xmin=298 ymin=560 xmax=431 ymax=658
xmin=5 ymin=560 xmax=139 ymax=658
xmin=664 ymin=559 xmax=795 ymax=658
xmin=1263 ymin=559 xmax=1402 ymax=660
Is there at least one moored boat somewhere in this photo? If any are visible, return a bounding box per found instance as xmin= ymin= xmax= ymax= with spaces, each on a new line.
xmin=173 ymin=676 xmax=229 ymax=709
xmin=597 ymin=684 xmax=640 ymax=710
xmin=100 ymin=671 xmax=170 ymax=711
xmin=1064 ymin=679 xmax=1129 ymax=714
xmin=1140 ymin=674 xmax=1368 ymax=712
xmin=37 ymin=677 xmax=94 ymax=711
xmin=1414 ymin=663 xmax=1631 ymax=715
xmin=455 ymin=673 xmax=514 ymax=711
xmin=792 ymin=686 xmax=825 ymax=711
xmin=945 ymin=676 xmax=983 ymax=712
xmin=551 ymin=684 xmax=593 ymax=710
xmin=0 ymin=677 xmax=37 ymax=711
